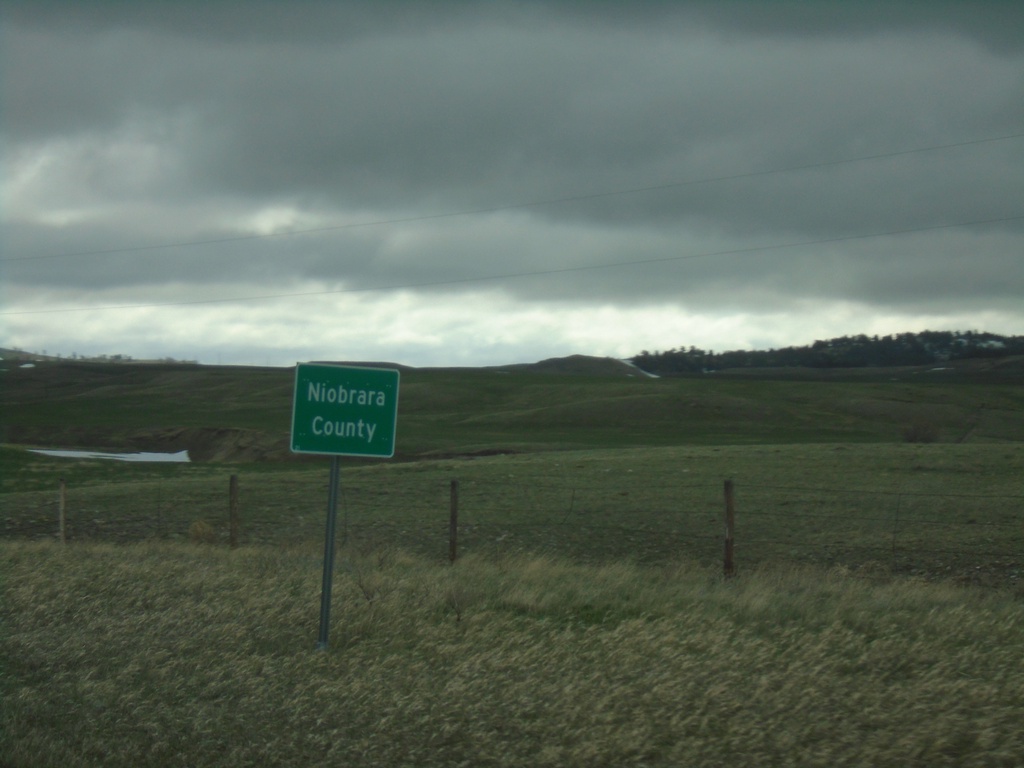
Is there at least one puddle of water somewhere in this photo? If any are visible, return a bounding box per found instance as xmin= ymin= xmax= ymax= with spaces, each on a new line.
xmin=30 ymin=449 xmax=191 ymax=463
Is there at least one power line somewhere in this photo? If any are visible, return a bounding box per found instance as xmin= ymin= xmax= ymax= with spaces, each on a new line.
xmin=4 ymin=213 xmax=1021 ymax=317
xmin=4 ymin=131 xmax=1023 ymax=265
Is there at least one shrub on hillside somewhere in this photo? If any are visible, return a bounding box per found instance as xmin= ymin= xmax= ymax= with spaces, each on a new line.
xmin=902 ymin=420 xmax=940 ymax=443
xmin=188 ymin=519 xmax=216 ymax=544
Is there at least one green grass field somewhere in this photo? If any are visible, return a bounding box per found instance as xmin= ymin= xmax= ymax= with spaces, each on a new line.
xmin=3 ymin=442 xmax=1021 ymax=583
xmin=2 ymin=359 xmax=1023 ymax=765
xmin=4 ymin=358 xmax=1024 ymax=456
xmin=4 ymin=543 xmax=1024 ymax=767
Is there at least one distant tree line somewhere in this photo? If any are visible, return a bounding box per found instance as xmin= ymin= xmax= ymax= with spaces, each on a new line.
xmin=0 ymin=347 xmax=197 ymax=364
xmin=631 ymin=331 xmax=1024 ymax=375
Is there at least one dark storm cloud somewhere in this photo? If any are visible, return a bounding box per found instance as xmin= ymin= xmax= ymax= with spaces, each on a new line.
xmin=2 ymin=0 xmax=1023 ymax=320
xmin=7 ymin=1 xmax=1023 ymax=50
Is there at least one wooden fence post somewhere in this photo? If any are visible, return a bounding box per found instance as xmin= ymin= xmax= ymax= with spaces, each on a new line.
xmin=723 ymin=479 xmax=736 ymax=577
xmin=229 ymin=474 xmax=240 ymax=549
xmin=449 ymin=479 xmax=459 ymax=564
xmin=58 ymin=477 xmax=67 ymax=544
xmin=891 ymin=492 xmax=902 ymax=570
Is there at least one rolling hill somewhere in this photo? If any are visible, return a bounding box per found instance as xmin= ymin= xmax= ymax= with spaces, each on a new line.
xmin=2 ymin=354 xmax=1022 ymax=461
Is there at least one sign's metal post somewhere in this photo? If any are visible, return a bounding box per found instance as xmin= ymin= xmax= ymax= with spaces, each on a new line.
xmin=317 ymin=455 xmax=342 ymax=650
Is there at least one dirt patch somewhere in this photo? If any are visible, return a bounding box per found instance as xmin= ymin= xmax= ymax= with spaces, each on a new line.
xmin=142 ymin=427 xmax=293 ymax=462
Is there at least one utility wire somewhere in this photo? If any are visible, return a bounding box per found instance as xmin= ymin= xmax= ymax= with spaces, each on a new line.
xmin=4 ymin=213 xmax=1021 ymax=316
xmin=3 ymin=131 xmax=1023 ymax=264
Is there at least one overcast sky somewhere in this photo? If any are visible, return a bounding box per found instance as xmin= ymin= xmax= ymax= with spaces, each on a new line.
xmin=2 ymin=1 xmax=1023 ymax=367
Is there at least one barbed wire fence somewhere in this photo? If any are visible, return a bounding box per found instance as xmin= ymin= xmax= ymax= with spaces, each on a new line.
xmin=3 ymin=473 xmax=1021 ymax=586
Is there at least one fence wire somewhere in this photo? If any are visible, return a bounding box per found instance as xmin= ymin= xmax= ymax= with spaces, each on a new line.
xmin=2 ymin=474 xmax=1021 ymax=586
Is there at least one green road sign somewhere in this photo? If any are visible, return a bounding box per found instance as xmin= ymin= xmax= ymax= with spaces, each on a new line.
xmin=291 ymin=363 xmax=399 ymax=457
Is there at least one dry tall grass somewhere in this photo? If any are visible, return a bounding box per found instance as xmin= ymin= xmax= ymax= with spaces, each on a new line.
xmin=3 ymin=541 xmax=1023 ymax=767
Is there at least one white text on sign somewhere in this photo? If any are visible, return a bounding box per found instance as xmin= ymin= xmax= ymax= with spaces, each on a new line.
xmin=311 ymin=416 xmax=375 ymax=442
xmin=304 ymin=381 xmax=389 ymax=444
xmin=307 ymin=382 xmax=388 ymax=407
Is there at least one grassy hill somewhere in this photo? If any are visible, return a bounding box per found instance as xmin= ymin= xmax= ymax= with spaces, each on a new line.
xmin=2 ymin=355 xmax=1023 ymax=461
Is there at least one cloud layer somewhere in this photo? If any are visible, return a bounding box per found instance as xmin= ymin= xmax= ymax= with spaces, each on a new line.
xmin=3 ymin=1 xmax=1023 ymax=365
